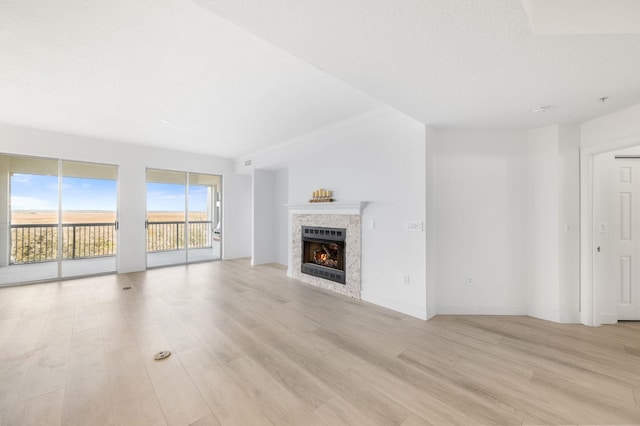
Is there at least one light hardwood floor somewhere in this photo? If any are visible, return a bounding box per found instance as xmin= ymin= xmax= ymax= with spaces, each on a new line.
xmin=1 ymin=258 xmax=640 ymax=425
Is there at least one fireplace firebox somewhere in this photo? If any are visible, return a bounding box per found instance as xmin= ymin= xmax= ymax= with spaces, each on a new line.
xmin=301 ymin=226 xmax=346 ymax=284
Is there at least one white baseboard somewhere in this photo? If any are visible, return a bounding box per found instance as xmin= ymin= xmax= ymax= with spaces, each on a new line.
xmin=252 ymin=258 xmax=277 ymax=266
xmin=360 ymin=292 xmax=428 ymax=320
xmin=527 ymin=306 xmax=560 ymax=322
xmin=426 ymin=305 xmax=437 ymax=320
xmin=559 ymin=312 xmax=581 ymax=323
xmin=599 ymin=313 xmax=618 ymax=325
xmin=436 ymin=305 xmax=527 ymax=316
xmin=526 ymin=307 xmax=580 ymax=324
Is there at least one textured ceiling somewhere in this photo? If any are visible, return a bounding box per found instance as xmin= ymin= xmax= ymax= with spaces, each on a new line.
xmin=0 ymin=0 xmax=382 ymax=158
xmin=523 ymin=0 xmax=640 ymax=34
xmin=193 ymin=0 xmax=640 ymax=129
xmin=3 ymin=1 xmax=640 ymax=159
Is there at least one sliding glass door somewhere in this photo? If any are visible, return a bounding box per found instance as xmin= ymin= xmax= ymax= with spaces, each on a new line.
xmin=1 ymin=155 xmax=59 ymax=284
xmin=188 ymin=172 xmax=222 ymax=262
xmin=61 ymin=160 xmax=118 ymax=278
xmin=146 ymin=169 xmax=187 ymax=267
xmin=146 ymin=169 xmax=221 ymax=268
xmin=0 ymin=154 xmax=118 ymax=285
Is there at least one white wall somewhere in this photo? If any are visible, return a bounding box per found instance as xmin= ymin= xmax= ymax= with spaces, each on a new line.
xmin=274 ymin=169 xmax=289 ymax=266
xmin=222 ymin=173 xmax=252 ymax=260
xmin=433 ymin=126 xmax=580 ymax=319
xmin=524 ymin=124 xmax=580 ymax=323
xmin=526 ymin=126 xmax=561 ymax=318
xmin=582 ymin=102 xmax=640 ymax=148
xmin=0 ymin=123 xmax=251 ymax=273
xmin=245 ymin=109 xmax=428 ymax=319
xmin=252 ymin=169 xmax=277 ymax=265
xmin=251 ymin=168 xmax=288 ymax=266
xmin=558 ymin=125 xmax=581 ymax=319
xmin=434 ymin=129 xmax=528 ymax=314
xmin=425 ymin=127 xmax=437 ymax=319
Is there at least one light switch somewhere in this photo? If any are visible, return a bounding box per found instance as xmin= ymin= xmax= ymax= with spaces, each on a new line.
xmin=406 ymin=221 xmax=423 ymax=231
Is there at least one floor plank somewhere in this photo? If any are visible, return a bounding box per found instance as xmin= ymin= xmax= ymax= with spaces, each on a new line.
xmin=7 ymin=389 xmax=64 ymax=426
xmin=61 ymin=327 xmax=113 ymax=426
xmin=225 ymin=356 xmax=325 ymax=425
xmin=0 ymin=317 xmax=20 ymax=352
xmin=106 ymin=346 xmax=167 ymax=426
xmin=179 ymin=346 xmax=272 ymax=426
xmin=313 ymin=394 xmax=391 ymax=426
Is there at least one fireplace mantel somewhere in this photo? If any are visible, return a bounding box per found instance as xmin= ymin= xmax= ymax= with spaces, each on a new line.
xmin=286 ymin=202 xmax=365 ymax=215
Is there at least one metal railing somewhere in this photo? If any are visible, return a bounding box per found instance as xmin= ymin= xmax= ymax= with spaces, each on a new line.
xmin=62 ymin=222 xmax=116 ymax=260
xmin=146 ymin=220 xmax=212 ymax=252
xmin=10 ymin=222 xmax=117 ymax=265
xmin=10 ymin=220 xmax=213 ymax=263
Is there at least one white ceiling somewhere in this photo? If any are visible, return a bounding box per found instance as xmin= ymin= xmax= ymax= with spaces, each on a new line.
xmin=523 ymin=0 xmax=640 ymax=34
xmin=2 ymin=0 xmax=640 ymax=159
xmin=0 ymin=0 xmax=383 ymax=158
xmin=193 ymin=0 xmax=640 ymax=128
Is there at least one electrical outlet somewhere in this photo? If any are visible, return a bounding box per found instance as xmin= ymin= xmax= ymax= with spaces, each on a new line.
xmin=403 ymin=275 xmax=410 ymax=285
xmin=466 ymin=276 xmax=473 ymax=286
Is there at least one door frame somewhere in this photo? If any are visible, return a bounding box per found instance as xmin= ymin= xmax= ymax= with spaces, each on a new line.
xmin=581 ymin=133 xmax=640 ymax=326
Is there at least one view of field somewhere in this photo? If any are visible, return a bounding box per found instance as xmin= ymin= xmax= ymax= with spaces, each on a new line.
xmin=10 ymin=210 xmax=213 ymax=264
xmin=11 ymin=211 xmax=207 ymax=224
xmin=8 ymin=172 xmax=218 ymax=265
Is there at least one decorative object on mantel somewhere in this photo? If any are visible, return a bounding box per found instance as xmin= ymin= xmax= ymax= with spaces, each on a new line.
xmin=310 ymin=188 xmax=334 ymax=203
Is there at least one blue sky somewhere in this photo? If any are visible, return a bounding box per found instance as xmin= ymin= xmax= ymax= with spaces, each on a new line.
xmin=10 ymin=174 xmax=57 ymax=210
xmin=147 ymin=183 xmax=209 ymax=212
xmin=11 ymin=173 xmax=210 ymax=212
xmin=11 ymin=173 xmax=117 ymax=211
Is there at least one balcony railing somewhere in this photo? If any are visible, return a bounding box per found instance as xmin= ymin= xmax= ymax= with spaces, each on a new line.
xmin=146 ymin=220 xmax=212 ymax=252
xmin=10 ymin=222 xmax=116 ymax=265
xmin=9 ymin=220 xmax=214 ymax=264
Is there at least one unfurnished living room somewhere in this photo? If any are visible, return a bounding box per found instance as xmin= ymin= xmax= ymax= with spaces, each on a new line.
xmin=1 ymin=0 xmax=640 ymax=425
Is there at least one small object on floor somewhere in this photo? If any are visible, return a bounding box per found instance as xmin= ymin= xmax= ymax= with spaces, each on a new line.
xmin=122 ymin=286 xmax=132 ymax=290
xmin=154 ymin=351 xmax=171 ymax=360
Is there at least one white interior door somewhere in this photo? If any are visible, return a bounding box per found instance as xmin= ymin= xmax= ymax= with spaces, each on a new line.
xmin=597 ymin=155 xmax=640 ymax=321
xmin=615 ymin=159 xmax=640 ymax=320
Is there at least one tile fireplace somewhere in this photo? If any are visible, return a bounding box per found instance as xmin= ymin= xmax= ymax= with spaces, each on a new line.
xmin=288 ymin=202 xmax=363 ymax=299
